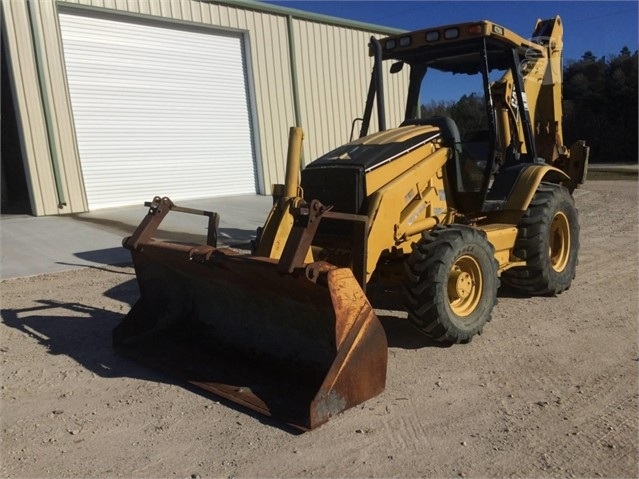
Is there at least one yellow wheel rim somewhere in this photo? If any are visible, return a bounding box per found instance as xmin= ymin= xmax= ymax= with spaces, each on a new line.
xmin=550 ymin=212 xmax=570 ymax=272
xmin=448 ymin=255 xmax=482 ymax=317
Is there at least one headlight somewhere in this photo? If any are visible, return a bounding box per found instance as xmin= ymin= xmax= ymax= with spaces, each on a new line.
xmin=444 ymin=28 xmax=460 ymax=40
xmin=399 ymin=36 xmax=412 ymax=47
xmin=425 ymin=31 xmax=440 ymax=42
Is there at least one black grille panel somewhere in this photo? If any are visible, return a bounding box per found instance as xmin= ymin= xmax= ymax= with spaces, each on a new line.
xmin=301 ymin=166 xmax=366 ymax=215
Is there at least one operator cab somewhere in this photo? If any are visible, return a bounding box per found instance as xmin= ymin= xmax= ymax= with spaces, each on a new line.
xmin=363 ymin=20 xmax=547 ymax=215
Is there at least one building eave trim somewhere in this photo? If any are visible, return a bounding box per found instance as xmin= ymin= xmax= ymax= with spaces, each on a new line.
xmin=206 ymin=0 xmax=406 ymax=35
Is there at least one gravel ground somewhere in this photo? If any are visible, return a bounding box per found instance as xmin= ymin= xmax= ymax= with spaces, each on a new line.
xmin=1 ymin=180 xmax=637 ymax=478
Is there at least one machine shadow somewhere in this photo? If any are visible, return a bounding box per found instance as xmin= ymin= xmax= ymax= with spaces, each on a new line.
xmin=366 ymin=284 xmax=453 ymax=350
xmin=71 ymin=212 xmax=258 ymax=249
xmin=0 ymin=280 xmax=301 ymax=434
xmin=1 ymin=271 xmax=451 ymax=432
xmin=496 ymin=283 xmax=533 ymax=299
xmin=54 ymin=227 xmax=259 ymax=271
xmin=74 ymin=247 xmax=131 ymax=265
xmin=370 ymin=282 xmax=535 ymax=348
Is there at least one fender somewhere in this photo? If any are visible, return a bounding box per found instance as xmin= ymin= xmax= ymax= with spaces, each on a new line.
xmin=504 ymin=164 xmax=569 ymax=212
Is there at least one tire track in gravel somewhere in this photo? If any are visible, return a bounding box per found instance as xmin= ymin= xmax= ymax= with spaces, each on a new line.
xmin=444 ymin=352 xmax=637 ymax=477
xmin=486 ymin=366 xmax=638 ymax=477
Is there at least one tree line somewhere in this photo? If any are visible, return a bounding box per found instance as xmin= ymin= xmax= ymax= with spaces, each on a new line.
xmin=563 ymin=48 xmax=637 ymax=163
xmin=420 ymin=48 xmax=638 ymax=163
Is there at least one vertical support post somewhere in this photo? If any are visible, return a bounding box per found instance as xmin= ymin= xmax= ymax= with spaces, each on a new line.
xmin=510 ymin=48 xmax=538 ymax=162
xmin=479 ymin=37 xmax=498 ymax=198
xmin=359 ymin=65 xmax=377 ymax=138
xmin=372 ymin=37 xmax=386 ymax=132
xmin=360 ymin=36 xmax=386 ymax=137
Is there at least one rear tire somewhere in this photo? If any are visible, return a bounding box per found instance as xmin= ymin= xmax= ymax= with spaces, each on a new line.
xmin=501 ymin=182 xmax=579 ymax=295
xmin=404 ymin=225 xmax=499 ymax=343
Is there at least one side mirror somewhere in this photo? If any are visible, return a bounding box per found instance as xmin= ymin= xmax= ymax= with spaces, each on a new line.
xmin=390 ymin=62 xmax=404 ymax=74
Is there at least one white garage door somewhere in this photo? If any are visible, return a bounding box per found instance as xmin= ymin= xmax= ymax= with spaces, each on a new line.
xmin=58 ymin=10 xmax=257 ymax=209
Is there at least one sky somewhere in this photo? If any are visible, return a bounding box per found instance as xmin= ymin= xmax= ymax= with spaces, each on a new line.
xmin=261 ymin=1 xmax=638 ymax=101
xmin=263 ymin=1 xmax=638 ymax=61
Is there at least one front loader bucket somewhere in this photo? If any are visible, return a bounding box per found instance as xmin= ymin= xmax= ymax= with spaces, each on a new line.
xmin=114 ymin=198 xmax=387 ymax=431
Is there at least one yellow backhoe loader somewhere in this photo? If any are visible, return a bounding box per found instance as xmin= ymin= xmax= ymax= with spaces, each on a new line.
xmin=114 ymin=16 xmax=589 ymax=430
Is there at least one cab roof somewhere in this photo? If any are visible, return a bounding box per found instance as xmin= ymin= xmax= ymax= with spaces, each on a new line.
xmin=375 ymin=20 xmax=546 ymax=74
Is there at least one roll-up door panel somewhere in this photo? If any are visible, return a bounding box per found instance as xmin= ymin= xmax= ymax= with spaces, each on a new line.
xmin=58 ymin=11 xmax=256 ymax=209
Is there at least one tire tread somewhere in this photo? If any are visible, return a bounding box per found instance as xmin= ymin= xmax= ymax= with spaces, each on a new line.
xmin=404 ymin=225 xmax=499 ymax=344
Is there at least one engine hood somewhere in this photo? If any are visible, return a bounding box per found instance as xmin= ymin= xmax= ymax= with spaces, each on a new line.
xmin=306 ymin=125 xmax=441 ymax=173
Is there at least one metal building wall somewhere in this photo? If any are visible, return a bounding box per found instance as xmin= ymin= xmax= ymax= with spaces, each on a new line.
xmin=2 ymin=0 xmax=87 ymax=215
xmin=292 ymin=18 xmax=408 ymax=162
xmin=2 ymin=0 xmax=407 ymax=214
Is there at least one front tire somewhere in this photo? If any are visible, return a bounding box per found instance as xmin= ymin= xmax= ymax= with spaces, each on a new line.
xmin=404 ymin=225 xmax=499 ymax=343
xmin=501 ymin=183 xmax=579 ymax=295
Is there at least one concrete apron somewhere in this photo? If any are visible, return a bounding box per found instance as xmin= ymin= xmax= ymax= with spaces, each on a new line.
xmin=0 ymin=195 xmax=272 ymax=280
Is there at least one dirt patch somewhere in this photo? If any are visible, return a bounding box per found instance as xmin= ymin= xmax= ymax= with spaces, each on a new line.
xmin=1 ymin=180 xmax=637 ymax=478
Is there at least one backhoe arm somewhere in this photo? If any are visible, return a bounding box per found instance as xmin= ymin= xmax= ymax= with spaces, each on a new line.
xmin=492 ymin=16 xmax=588 ymax=189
